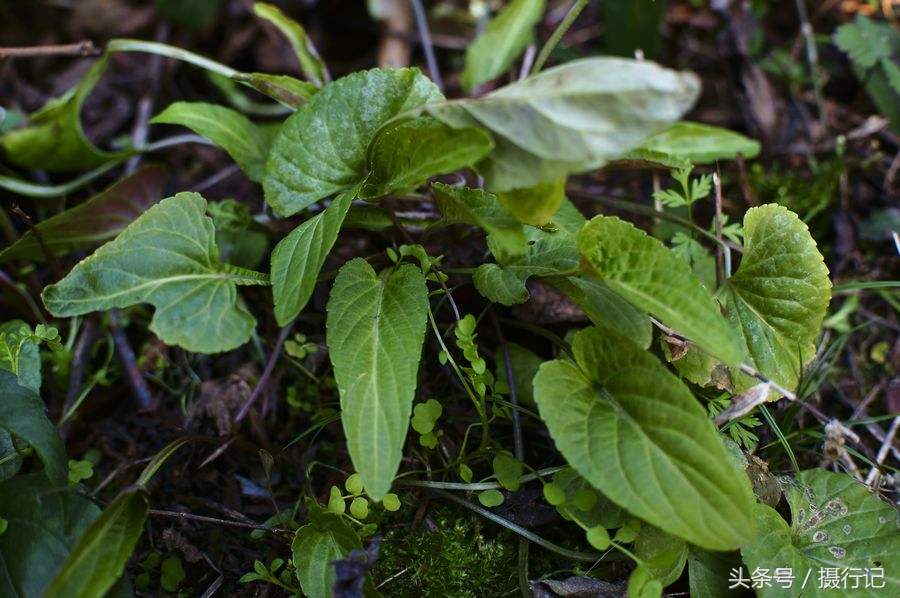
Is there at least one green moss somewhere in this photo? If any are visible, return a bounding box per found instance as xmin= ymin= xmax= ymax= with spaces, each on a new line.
xmin=374 ymin=507 xmax=518 ymax=597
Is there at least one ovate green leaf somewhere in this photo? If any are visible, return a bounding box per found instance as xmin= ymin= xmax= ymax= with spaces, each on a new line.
xmin=432 ymin=182 xmax=526 ymax=261
xmin=741 ymin=469 xmax=900 ymax=597
xmin=0 ymin=164 xmax=166 ymax=264
xmin=725 ymin=204 xmax=831 ymax=391
xmin=630 ymin=121 xmax=761 ymax=164
xmin=42 ymin=193 xmax=267 ymax=354
xmin=271 ymin=193 xmax=353 ymax=325
xmin=326 ymin=259 xmax=429 ymax=500
xmin=532 ymin=327 xmax=755 ymax=550
xmin=425 ymin=57 xmax=700 ymax=191
xmin=264 ymin=68 xmax=442 ymax=216
xmin=461 ymin=0 xmax=545 ymax=91
xmin=0 ymin=370 xmax=66 ymax=487
xmin=360 ymin=117 xmax=493 ymax=199
xmin=44 ymin=487 xmax=149 ymax=598
xmin=577 ymin=215 xmax=744 ymax=365
xmin=0 ymin=55 xmax=132 ymax=172
xmin=151 ymin=102 xmax=271 ymax=181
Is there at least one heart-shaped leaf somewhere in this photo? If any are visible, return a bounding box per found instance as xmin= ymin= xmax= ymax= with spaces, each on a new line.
xmin=725 ymin=204 xmax=831 ymax=391
xmin=533 ymin=326 xmax=755 ymax=550
xmin=264 ymin=68 xmax=442 ymax=216
xmin=42 ymin=193 xmax=268 ymax=354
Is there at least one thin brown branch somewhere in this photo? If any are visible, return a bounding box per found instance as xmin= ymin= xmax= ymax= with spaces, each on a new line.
xmin=0 ymin=40 xmax=99 ymax=59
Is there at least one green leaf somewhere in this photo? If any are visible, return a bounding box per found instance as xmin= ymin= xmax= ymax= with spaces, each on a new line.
xmin=602 ymin=0 xmax=668 ymax=60
xmin=0 ymin=474 xmax=114 ymax=597
xmin=291 ymin=509 xmax=370 ymax=598
xmin=492 ymin=453 xmax=523 ymax=491
xmin=0 ymin=54 xmax=132 ymax=172
xmin=834 ymin=15 xmax=895 ymax=69
xmin=0 ymin=370 xmax=66 ymax=487
xmin=741 ymin=469 xmax=900 ymax=597
xmin=630 ymin=122 xmax=761 ymax=164
xmin=634 ymin=526 xmax=688 ymax=587
xmin=382 ymin=493 xmax=401 ymax=512
xmin=42 ymin=193 xmax=267 ymax=354
xmin=432 ymin=182 xmax=526 ymax=261
xmin=349 ymin=497 xmax=369 ymax=519
xmin=546 ymin=277 xmax=652 ymax=349
xmin=326 ymin=259 xmax=429 ymax=500
xmin=360 ymin=117 xmax=493 ymax=199
xmin=687 ymin=547 xmax=742 ymax=598
xmin=478 ymin=490 xmax=504 ymax=507
xmin=586 ymin=526 xmax=611 ymax=550
xmin=151 ymin=102 xmax=271 ymax=182
xmin=264 ymin=68 xmax=442 ymax=216
xmin=461 ymin=0 xmax=545 ymax=91
xmin=532 ymin=327 xmax=755 ymax=550
xmin=0 ymin=164 xmax=166 ymax=264
xmin=253 ymin=2 xmax=328 ymax=86
xmin=472 ymin=198 xmax=585 ymax=305
xmin=577 ymin=215 xmax=744 ymax=365
xmin=551 ymin=467 xmax=626 ymax=530
xmin=232 ymin=72 xmax=319 ymax=108
xmin=496 ymin=178 xmax=565 ymax=226
xmin=425 ymin=57 xmax=699 ymax=191
xmin=725 ymin=204 xmax=831 ymax=391
xmin=271 ymin=193 xmax=353 ymax=326
xmin=0 ymin=320 xmax=43 ymax=393
xmin=44 ymin=487 xmax=149 ymax=598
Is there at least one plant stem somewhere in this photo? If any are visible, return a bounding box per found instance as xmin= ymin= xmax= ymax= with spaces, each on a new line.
xmin=106 ymin=39 xmax=238 ymax=78
xmin=410 ymin=0 xmax=443 ymax=90
xmin=531 ymin=0 xmax=590 ymax=74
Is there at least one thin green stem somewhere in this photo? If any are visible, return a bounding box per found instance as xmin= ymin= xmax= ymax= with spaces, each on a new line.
xmin=531 ymin=0 xmax=590 ymax=74
xmin=428 ymin=306 xmax=489 ymax=446
xmin=107 ymin=39 xmax=238 ymax=78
